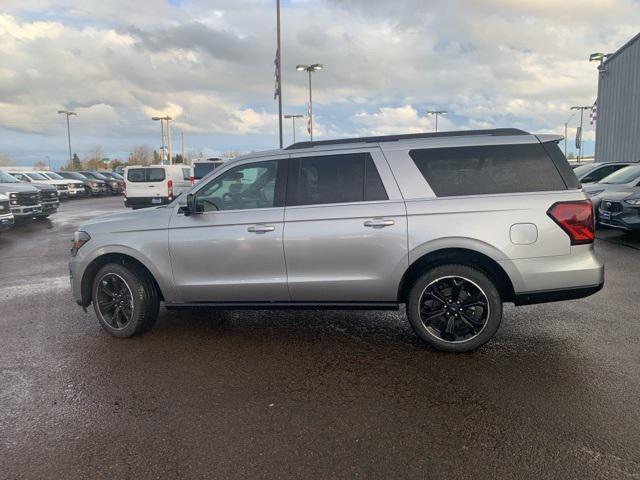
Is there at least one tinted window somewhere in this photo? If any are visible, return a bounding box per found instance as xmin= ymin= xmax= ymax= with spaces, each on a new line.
xmin=194 ymin=162 xmax=218 ymax=179
xmin=195 ymin=161 xmax=280 ymax=212
xmin=181 ymin=168 xmax=192 ymax=180
xmin=586 ymin=164 xmax=626 ymax=183
xmin=599 ymin=165 xmax=640 ymax=184
xmin=410 ymin=144 xmax=567 ymax=197
xmin=290 ymin=153 xmax=387 ymax=206
xmin=127 ymin=168 xmax=166 ymax=182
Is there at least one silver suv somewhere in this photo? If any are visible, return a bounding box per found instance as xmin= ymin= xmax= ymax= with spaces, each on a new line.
xmin=69 ymin=129 xmax=603 ymax=352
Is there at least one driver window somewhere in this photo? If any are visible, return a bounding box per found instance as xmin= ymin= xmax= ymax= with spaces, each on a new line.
xmin=195 ymin=161 xmax=278 ymax=212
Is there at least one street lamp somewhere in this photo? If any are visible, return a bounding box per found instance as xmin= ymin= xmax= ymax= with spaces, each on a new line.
xmin=564 ymin=112 xmax=576 ymax=158
xmin=57 ymin=110 xmax=77 ymax=169
xmin=296 ymin=63 xmax=323 ymax=141
xmin=427 ymin=110 xmax=447 ymax=132
xmin=570 ymin=106 xmax=591 ymax=163
xmin=152 ymin=116 xmax=173 ymax=164
xmin=284 ymin=114 xmax=304 ymax=144
xmin=589 ymin=52 xmax=611 ymax=66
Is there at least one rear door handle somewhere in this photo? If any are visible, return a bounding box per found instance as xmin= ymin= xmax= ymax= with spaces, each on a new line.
xmin=248 ymin=225 xmax=276 ymax=233
xmin=364 ymin=218 xmax=395 ymax=228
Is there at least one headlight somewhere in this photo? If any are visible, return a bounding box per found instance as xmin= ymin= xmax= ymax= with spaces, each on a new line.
xmin=91 ymin=182 xmax=98 ymax=187
xmin=587 ymin=190 xmax=604 ymax=197
xmin=70 ymin=231 xmax=91 ymax=256
xmin=9 ymin=193 xmax=16 ymax=199
xmin=625 ymin=198 xmax=640 ymax=206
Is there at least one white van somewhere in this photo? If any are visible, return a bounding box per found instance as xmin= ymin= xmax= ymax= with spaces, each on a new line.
xmin=124 ymin=165 xmax=193 ymax=209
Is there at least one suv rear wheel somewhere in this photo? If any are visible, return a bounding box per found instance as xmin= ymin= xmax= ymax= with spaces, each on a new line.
xmin=407 ymin=264 xmax=502 ymax=352
xmin=92 ymin=263 xmax=159 ymax=338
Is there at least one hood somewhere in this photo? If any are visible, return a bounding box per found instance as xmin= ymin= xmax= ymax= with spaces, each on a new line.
xmin=0 ymin=182 xmax=40 ymax=193
xmin=29 ymin=183 xmax=56 ymax=191
xmin=600 ymin=187 xmax=640 ymax=202
xmin=0 ymin=193 xmax=8 ymax=201
xmin=79 ymin=205 xmax=174 ymax=235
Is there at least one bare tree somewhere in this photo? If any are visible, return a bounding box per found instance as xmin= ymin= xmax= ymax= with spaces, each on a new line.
xmin=33 ymin=160 xmax=48 ymax=170
xmin=128 ymin=145 xmax=153 ymax=166
xmin=83 ymin=147 xmax=105 ymax=170
xmin=0 ymin=153 xmax=15 ymax=166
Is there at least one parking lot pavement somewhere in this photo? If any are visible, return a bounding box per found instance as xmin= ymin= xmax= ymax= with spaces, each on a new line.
xmin=1 ymin=197 xmax=639 ymax=480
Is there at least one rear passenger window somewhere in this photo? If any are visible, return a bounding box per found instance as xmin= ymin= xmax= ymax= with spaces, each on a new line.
xmin=290 ymin=153 xmax=388 ymax=206
xmin=409 ymin=144 xmax=567 ymax=197
xmin=127 ymin=169 xmax=146 ymax=182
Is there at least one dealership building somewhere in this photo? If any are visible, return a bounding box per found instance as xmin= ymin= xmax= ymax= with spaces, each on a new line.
xmin=595 ymin=32 xmax=640 ymax=163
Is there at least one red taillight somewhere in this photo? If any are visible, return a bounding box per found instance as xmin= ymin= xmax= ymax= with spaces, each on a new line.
xmin=547 ymin=200 xmax=595 ymax=245
xmin=189 ymin=175 xmax=194 ymax=186
xmin=167 ymin=179 xmax=173 ymax=198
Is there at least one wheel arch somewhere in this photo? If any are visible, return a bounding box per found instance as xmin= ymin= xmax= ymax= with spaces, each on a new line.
xmin=397 ymin=247 xmax=515 ymax=304
xmin=80 ymin=252 xmax=164 ymax=308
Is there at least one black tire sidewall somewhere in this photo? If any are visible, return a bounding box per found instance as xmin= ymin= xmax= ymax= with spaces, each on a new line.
xmin=92 ymin=263 xmax=156 ymax=338
xmin=407 ymin=264 xmax=502 ymax=352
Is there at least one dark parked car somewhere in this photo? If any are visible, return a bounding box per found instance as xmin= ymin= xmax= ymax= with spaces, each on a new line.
xmin=96 ymin=171 xmax=125 ymax=194
xmin=80 ymin=171 xmax=122 ymax=195
xmin=56 ymin=171 xmax=108 ymax=196
xmin=598 ymin=190 xmax=640 ymax=233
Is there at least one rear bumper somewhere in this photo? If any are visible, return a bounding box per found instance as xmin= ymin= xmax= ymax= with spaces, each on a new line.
xmin=124 ymin=196 xmax=170 ymax=208
xmin=500 ymin=244 xmax=604 ymax=304
xmin=514 ymin=283 xmax=604 ymax=306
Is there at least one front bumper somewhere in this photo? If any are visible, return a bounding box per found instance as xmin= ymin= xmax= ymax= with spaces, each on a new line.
xmin=35 ymin=200 xmax=59 ymax=216
xmin=68 ymin=188 xmax=87 ymax=197
xmin=10 ymin=204 xmax=43 ymax=217
xmin=598 ymin=203 xmax=640 ymax=232
xmin=0 ymin=213 xmax=14 ymax=231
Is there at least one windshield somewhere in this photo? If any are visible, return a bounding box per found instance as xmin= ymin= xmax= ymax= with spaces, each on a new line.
xmin=91 ymin=172 xmax=109 ymax=180
xmin=45 ymin=172 xmax=64 ymax=180
xmin=599 ymin=165 xmax=640 ymax=184
xmin=109 ymin=172 xmax=124 ymax=180
xmin=0 ymin=171 xmax=20 ymax=183
xmin=26 ymin=172 xmax=49 ymax=181
xmin=572 ymin=165 xmax=593 ymax=177
xmin=59 ymin=171 xmax=88 ymax=180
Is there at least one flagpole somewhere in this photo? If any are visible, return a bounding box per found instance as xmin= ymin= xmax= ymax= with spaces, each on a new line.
xmin=276 ymin=0 xmax=283 ymax=149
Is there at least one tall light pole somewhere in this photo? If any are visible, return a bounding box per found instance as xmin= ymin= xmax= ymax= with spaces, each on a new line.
xmin=275 ymin=0 xmax=283 ymax=149
xmin=284 ymin=114 xmax=304 ymax=144
xmin=427 ymin=110 xmax=447 ymax=132
xmin=152 ymin=116 xmax=172 ymax=164
xmin=571 ymin=106 xmax=591 ymax=163
xmin=296 ymin=63 xmax=323 ymax=141
xmin=564 ymin=112 xmax=576 ymax=158
xmin=57 ymin=110 xmax=77 ymax=169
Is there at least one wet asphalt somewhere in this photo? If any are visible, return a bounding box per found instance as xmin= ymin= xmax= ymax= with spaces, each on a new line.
xmin=1 ymin=196 xmax=639 ymax=479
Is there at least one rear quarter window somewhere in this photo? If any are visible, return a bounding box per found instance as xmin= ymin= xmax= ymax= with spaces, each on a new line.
xmin=409 ymin=144 xmax=568 ymax=197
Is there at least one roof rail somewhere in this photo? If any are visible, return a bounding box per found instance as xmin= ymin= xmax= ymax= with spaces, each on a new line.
xmin=285 ymin=128 xmax=530 ymax=150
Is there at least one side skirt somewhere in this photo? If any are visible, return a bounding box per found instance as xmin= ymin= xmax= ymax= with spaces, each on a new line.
xmin=163 ymin=301 xmax=400 ymax=311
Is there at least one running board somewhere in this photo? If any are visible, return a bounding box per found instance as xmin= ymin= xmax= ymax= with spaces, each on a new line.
xmin=163 ymin=301 xmax=400 ymax=311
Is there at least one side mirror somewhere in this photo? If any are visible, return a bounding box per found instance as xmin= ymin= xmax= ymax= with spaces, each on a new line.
xmin=582 ymin=176 xmax=594 ymax=183
xmin=179 ymin=193 xmax=197 ymax=216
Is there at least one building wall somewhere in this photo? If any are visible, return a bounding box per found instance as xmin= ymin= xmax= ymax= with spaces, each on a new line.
xmin=595 ymin=33 xmax=640 ymax=163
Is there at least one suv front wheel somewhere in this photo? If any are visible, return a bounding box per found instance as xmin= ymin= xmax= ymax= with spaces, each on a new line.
xmin=407 ymin=264 xmax=502 ymax=352
xmin=92 ymin=263 xmax=159 ymax=338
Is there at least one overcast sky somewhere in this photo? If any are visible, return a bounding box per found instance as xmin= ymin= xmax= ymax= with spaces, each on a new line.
xmin=1 ymin=0 xmax=639 ymax=167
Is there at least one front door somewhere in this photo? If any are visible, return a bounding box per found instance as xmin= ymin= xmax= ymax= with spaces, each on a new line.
xmin=168 ymin=157 xmax=289 ymax=302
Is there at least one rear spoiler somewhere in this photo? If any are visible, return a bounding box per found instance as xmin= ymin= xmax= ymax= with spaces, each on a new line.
xmin=536 ymin=134 xmax=564 ymax=144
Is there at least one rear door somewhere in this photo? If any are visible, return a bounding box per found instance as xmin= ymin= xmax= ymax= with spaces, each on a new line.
xmin=284 ymin=148 xmax=408 ymax=302
xmin=126 ymin=167 xmax=167 ymax=201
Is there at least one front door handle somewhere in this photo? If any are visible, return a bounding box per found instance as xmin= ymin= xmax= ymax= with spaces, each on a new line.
xmin=248 ymin=224 xmax=276 ymax=234
xmin=364 ymin=218 xmax=395 ymax=228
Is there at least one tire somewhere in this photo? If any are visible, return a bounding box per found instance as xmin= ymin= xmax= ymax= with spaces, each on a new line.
xmin=91 ymin=262 xmax=159 ymax=338
xmin=406 ymin=264 xmax=502 ymax=352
